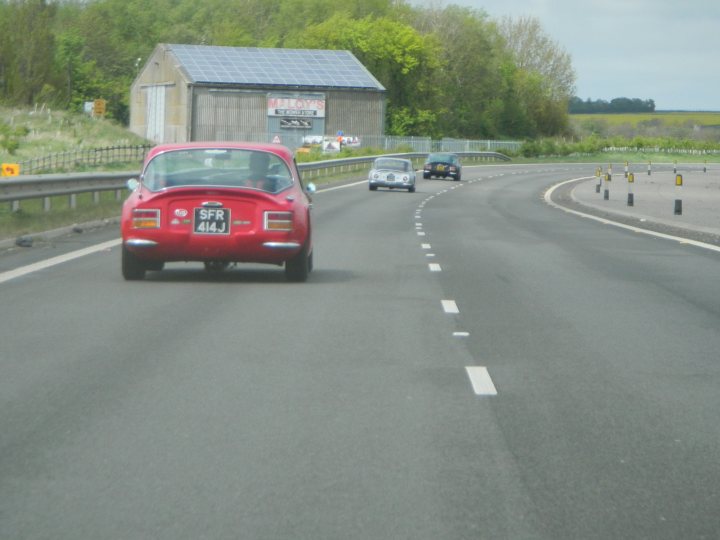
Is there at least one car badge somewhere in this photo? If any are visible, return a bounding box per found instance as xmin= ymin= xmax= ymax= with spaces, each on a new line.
xmin=175 ymin=209 xmax=188 ymax=217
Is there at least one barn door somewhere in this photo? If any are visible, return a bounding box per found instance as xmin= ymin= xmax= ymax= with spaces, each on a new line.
xmin=146 ymin=85 xmax=166 ymax=142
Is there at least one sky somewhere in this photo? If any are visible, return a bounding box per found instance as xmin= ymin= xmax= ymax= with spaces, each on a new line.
xmin=410 ymin=0 xmax=720 ymax=111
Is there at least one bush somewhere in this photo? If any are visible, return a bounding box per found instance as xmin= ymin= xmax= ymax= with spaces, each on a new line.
xmin=0 ymin=122 xmax=29 ymax=154
xmin=520 ymin=140 xmax=540 ymax=157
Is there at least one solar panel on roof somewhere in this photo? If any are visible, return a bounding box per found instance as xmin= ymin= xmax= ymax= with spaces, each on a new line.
xmin=168 ymin=44 xmax=385 ymax=90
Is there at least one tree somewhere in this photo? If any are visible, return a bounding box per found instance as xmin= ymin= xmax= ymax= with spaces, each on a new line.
xmin=412 ymin=5 xmax=512 ymax=138
xmin=55 ymin=32 xmax=85 ymax=107
xmin=498 ymin=15 xmax=575 ymax=102
xmin=497 ymin=15 xmax=575 ymax=135
xmin=288 ymin=12 xmax=442 ymax=136
xmin=0 ymin=0 xmax=57 ymax=105
xmin=568 ymin=96 xmax=656 ymax=113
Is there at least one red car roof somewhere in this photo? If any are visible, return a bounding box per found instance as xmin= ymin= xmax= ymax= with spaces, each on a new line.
xmin=144 ymin=141 xmax=294 ymax=163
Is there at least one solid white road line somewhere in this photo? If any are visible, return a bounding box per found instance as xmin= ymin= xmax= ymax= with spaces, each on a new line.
xmin=317 ymin=180 xmax=367 ymax=192
xmin=0 ymin=238 xmax=121 ymax=285
xmin=466 ymin=366 xmax=498 ymax=396
xmin=545 ymin=178 xmax=720 ymax=254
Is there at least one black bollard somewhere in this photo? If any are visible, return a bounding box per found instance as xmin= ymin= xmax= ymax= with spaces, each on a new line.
xmin=604 ymin=173 xmax=611 ymax=200
xmin=674 ymin=174 xmax=683 ymax=215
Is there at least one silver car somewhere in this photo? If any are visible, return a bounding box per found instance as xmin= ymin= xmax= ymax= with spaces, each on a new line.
xmin=368 ymin=157 xmax=416 ymax=193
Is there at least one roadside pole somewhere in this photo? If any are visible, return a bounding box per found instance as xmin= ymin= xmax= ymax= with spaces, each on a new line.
xmin=674 ymin=174 xmax=683 ymax=215
xmin=604 ymin=171 xmax=611 ymax=200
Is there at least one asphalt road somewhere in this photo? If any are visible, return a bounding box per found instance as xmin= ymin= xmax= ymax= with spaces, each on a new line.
xmin=1 ymin=163 xmax=719 ymax=539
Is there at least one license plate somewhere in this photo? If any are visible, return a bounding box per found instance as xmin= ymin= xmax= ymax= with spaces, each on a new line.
xmin=194 ymin=207 xmax=230 ymax=234
xmin=437 ymin=165 xmax=445 ymax=171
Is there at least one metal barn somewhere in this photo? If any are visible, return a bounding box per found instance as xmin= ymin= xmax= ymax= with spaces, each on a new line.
xmin=129 ymin=44 xmax=386 ymax=149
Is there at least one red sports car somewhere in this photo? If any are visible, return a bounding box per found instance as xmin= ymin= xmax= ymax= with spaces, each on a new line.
xmin=121 ymin=142 xmax=315 ymax=281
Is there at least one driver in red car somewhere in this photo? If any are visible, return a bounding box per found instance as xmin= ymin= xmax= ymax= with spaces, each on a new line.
xmin=248 ymin=151 xmax=274 ymax=191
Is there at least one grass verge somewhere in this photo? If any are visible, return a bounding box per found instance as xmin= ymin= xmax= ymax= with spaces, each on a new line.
xmin=1 ymin=191 xmax=124 ymax=241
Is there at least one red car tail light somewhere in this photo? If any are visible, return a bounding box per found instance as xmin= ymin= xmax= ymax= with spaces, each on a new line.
xmin=132 ymin=208 xmax=161 ymax=229
xmin=264 ymin=211 xmax=293 ymax=231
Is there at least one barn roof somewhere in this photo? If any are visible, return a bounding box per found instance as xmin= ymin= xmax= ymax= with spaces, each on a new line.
xmin=166 ymin=44 xmax=385 ymax=91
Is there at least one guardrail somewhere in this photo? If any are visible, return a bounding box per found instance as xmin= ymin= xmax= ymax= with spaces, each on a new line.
xmin=298 ymin=151 xmax=510 ymax=179
xmin=0 ymin=151 xmax=510 ymax=210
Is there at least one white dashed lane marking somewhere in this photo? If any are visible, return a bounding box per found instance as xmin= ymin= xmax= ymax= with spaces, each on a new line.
xmin=466 ymin=366 xmax=498 ymax=396
xmin=419 ymin=181 xmax=498 ymax=396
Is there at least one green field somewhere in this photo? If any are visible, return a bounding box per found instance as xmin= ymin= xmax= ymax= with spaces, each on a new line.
xmin=571 ymin=111 xmax=720 ymax=127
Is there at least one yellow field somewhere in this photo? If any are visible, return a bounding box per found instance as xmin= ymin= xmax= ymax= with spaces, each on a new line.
xmin=570 ymin=112 xmax=720 ymax=127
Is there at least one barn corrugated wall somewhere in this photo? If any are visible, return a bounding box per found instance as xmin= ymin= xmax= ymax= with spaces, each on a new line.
xmin=191 ymin=89 xmax=267 ymax=141
xmin=325 ymin=91 xmax=385 ymax=138
xmin=190 ymin=88 xmax=385 ymax=144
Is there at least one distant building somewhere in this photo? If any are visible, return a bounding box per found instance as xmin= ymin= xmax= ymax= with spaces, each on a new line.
xmin=129 ymin=44 xmax=386 ymax=148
